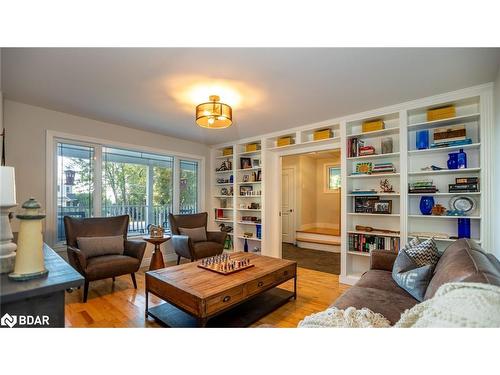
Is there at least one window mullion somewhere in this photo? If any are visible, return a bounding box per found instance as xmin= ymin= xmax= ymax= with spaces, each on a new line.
xmin=173 ymin=157 xmax=180 ymax=214
xmin=93 ymin=145 xmax=102 ymax=217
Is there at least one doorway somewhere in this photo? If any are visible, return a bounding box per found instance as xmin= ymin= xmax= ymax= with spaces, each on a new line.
xmin=280 ymin=149 xmax=341 ymax=274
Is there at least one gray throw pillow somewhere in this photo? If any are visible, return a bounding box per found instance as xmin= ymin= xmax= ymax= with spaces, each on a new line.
xmin=392 ymin=238 xmax=440 ymax=301
xmin=179 ymin=226 xmax=207 ymax=243
xmin=77 ymin=235 xmax=124 ymax=258
xmin=392 ymin=250 xmax=434 ymax=301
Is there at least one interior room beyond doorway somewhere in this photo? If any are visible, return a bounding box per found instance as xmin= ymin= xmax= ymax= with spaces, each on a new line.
xmin=281 ymin=149 xmax=341 ymax=274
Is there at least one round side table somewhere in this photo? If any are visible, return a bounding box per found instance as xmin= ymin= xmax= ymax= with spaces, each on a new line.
xmin=143 ymin=235 xmax=171 ymax=271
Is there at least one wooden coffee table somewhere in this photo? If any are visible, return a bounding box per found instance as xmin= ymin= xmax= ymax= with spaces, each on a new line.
xmin=145 ymin=252 xmax=297 ymax=327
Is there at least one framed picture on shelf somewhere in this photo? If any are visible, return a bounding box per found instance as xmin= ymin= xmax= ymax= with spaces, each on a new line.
xmin=373 ymin=200 xmax=392 ymax=214
xmin=354 ymin=196 xmax=379 ymax=213
xmin=242 ymin=174 xmax=250 ymax=182
xmin=240 ymin=157 xmax=252 ymax=169
xmin=252 ymin=158 xmax=260 ymax=167
xmin=239 ymin=185 xmax=253 ymax=196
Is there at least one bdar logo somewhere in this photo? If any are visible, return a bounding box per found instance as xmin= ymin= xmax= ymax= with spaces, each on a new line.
xmin=1 ymin=313 xmax=17 ymax=328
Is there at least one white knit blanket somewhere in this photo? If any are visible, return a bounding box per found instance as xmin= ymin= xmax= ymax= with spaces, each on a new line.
xmin=395 ymin=282 xmax=500 ymax=328
xmin=298 ymin=282 xmax=500 ymax=328
xmin=298 ymin=306 xmax=391 ymax=328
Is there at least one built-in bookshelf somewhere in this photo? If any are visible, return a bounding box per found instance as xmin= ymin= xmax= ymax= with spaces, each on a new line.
xmin=211 ymin=141 xmax=263 ymax=253
xmin=406 ymin=96 xmax=482 ymax=252
xmin=209 ymin=84 xmax=492 ymax=286
xmin=344 ymin=111 xmax=402 ymax=282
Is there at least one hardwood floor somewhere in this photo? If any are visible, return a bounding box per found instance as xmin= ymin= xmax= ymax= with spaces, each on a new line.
xmin=65 ymin=261 xmax=350 ymax=328
xmin=296 ymin=227 xmax=340 ymax=236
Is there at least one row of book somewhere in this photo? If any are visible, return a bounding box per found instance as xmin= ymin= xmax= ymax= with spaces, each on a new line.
xmin=371 ymin=162 xmax=395 ymax=174
xmin=409 ymin=180 xmax=438 ymax=193
xmin=449 ymin=177 xmax=479 ymax=193
xmin=348 ymin=233 xmax=400 ymax=253
xmin=347 ymin=138 xmax=365 ymax=157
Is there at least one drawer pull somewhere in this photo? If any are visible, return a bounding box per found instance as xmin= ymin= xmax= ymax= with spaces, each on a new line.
xmin=258 ymin=281 xmax=264 ymax=287
xmin=223 ymin=295 xmax=231 ymax=303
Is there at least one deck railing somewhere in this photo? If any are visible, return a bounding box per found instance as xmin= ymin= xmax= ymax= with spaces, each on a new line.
xmin=57 ymin=203 xmax=197 ymax=241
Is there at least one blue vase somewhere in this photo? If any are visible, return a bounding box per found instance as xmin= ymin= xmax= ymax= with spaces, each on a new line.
xmin=457 ymin=148 xmax=467 ymax=169
xmin=458 ymin=218 xmax=471 ymax=238
xmin=419 ymin=196 xmax=435 ymax=215
xmin=447 ymin=152 xmax=458 ymax=169
xmin=416 ymin=130 xmax=429 ymax=150
xmin=256 ymin=224 xmax=262 ymax=239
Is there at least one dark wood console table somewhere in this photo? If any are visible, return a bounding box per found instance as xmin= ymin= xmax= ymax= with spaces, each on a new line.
xmin=0 ymin=244 xmax=84 ymax=328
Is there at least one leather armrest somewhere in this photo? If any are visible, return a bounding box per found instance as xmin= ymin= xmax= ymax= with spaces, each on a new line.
xmin=171 ymin=235 xmax=193 ymax=260
xmin=207 ymin=231 xmax=227 ymax=245
xmin=67 ymin=245 xmax=87 ymax=273
xmin=124 ymin=240 xmax=147 ymax=261
xmin=370 ymin=250 xmax=398 ymax=272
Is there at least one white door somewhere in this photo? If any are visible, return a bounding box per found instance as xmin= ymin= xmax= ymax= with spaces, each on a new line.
xmin=281 ymin=167 xmax=296 ymax=244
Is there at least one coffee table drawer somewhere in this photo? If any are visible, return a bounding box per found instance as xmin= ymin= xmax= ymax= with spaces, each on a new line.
xmin=247 ymin=273 xmax=276 ymax=295
xmin=206 ymin=286 xmax=246 ymax=315
xmin=275 ymin=264 xmax=296 ymax=283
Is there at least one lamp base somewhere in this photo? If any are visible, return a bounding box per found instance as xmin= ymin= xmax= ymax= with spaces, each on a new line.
xmin=0 ymin=252 xmax=16 ymax=274
xmin=8 ymin=268 xmax=49 ymax=281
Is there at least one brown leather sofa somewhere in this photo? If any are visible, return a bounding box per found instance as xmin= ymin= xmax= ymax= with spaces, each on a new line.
xmin=169 ymin=212 xmax=226 ymax=264
xmin=64 ymin=215 xmax=146 ymax=302
xmin=333 ymin=239 xmax=500 ymax=325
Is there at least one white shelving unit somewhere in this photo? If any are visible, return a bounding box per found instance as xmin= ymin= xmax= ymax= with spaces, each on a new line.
xmin=344 ymin=111 xmax=403 ymax=281
xmin=406 ymin=96 xmax=482 ymax=252
xmin=209 ymin=84 xmax=493 ymax=286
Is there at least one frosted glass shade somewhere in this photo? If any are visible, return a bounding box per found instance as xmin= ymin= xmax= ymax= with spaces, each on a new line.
xmin=195 ymin=95 xmax=232 ymax=129
xmin=0 ymin=166 xmax=16 ymax=206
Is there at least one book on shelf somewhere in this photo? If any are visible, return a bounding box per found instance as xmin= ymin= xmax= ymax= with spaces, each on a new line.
xmin=347 ymin=138 xmax=365 ymax=157
xmin=348 ymin=233 xmax=400 ymax=253
xmin=430 ymin=138 xmax=472 ymax=148
xmin=409 ymin=180 xmax=438 ymax=193
xmin=351 ymin=189 xmax=378 ymax=195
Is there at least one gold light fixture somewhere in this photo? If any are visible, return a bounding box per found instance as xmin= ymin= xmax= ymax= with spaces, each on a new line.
xmin=195 ymin=95 xmax=232 ymax=129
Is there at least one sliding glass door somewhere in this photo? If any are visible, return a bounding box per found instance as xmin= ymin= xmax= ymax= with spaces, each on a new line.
xmin=54 ymin=139 xmax=200 ymax=243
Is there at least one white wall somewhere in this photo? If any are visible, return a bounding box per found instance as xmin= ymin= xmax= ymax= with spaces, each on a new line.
xmin=3 ymin=100 xmax=211 ymax=263
xmin=494 ymin=66 xmax=500 ymax=260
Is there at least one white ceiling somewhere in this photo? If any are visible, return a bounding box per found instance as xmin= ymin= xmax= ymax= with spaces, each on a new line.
xmin=2 ymin=48 xmax=499 ymax=145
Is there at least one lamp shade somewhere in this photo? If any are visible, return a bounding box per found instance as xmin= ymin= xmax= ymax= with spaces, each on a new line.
xmin=195 ymin=95 xmax=232 ymax=129
xmin=0 ymin=166 xmax=16 ymax=206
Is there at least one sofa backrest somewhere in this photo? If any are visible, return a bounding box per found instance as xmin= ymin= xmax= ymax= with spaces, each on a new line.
xmin=424 ymin=239 xmax=500 ymax=300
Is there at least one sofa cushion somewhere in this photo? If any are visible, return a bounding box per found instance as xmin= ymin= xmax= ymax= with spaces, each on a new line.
xmin=424 ymin=239 xmax=500 ymax=300
xmin=392 ymin=250 xmax=434 ymax=301
xmin=356 ymin=269 xmax=415 ymax=298
xmin=333 ymin=285 xmax=418 ymax=325
xmin=85 ymin=255 xmax=140 ymax=280
xmin=179 ymin=226 xmax=207 ymax=243
xmin=192 ymin=241 xmax=224 ymax=259
xmin=77 ymin=235 xmax=124 ymax=258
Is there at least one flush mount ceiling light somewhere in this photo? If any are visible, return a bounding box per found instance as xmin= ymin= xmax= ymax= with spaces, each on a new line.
xmin=195 ymin=95 xmax=233 ymax=129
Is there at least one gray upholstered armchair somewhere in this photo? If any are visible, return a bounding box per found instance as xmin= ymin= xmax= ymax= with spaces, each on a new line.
xmin=168 ymin=212 xmax=226 ymax=264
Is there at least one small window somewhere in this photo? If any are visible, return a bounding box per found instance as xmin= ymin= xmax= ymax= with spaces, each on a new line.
xmin=326 ymin=166 xmax=341 ymax=191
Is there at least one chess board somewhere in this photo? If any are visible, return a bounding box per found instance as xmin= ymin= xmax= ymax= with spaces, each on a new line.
xmin=197 ymin=262 xmax=254 ymax=275
xmin=197 ymin=254 xmax=255 ymax=275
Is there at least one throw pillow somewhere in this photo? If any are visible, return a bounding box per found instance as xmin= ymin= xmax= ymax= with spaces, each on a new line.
xmin=405 ymin=238 xmax=440 ymax=267
xmin=77 ymin=235 xmax=124 ymax=258
xmin=392 ymin=250 xmax=434 ymax=301
xmin=178 ymin=226 xmax=207 ymax=243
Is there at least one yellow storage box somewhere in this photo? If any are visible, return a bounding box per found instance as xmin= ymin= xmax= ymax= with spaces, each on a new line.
xmin=222 ymin=147 xmax=233 ymax=156
xmin=277 ymin=136 xmax=294 ymax=147
xmin=427 ymin=105 xmax=456 ymax=121
xmin=313 ymin=128 xmax=333 ymax=141
xmin=362 ymin=120 xmax=384 ymax=133
xmin=245 ymin=143 xmax=260 ymax=152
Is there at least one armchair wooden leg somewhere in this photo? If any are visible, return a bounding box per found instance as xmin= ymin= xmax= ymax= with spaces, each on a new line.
xmin=131 ymin=273 xmax=137 ymax=289
xmin=83 ymin=281 xmax=89 ymax=303
xmin=177 ymin=255 xmax=181 ymax=265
